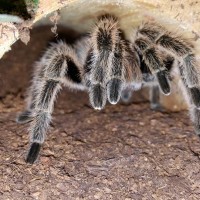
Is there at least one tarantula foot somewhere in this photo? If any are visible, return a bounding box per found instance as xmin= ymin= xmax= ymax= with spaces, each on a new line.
xmin=156 ymin=71 xmax=171 ymax=95
xmin=107 ymin=78 xmax=123 ymax=104
xmin=190 ymin=88 xmax=200 ymax=108
xmin=26 ymin=142 xmax=41 ymax=164
xmin=16 ymin=110 xmax=32 ymax=124
xmin=150 ymin=103 xmax=164 ymax=111
xmin=89 ymin=84 xmax=106 ymax=110
xmin=121 ymin=89 xmax=133 ymax=103
xmin=194 ymin=127 xmax=200 ymax=137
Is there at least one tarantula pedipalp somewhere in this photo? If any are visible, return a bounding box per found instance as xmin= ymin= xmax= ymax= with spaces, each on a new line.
xmin=17 ymin=15 xmax=200 ymax=164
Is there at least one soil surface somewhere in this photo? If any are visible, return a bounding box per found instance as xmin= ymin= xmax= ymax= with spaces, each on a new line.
xmin=1 ymin=92 xmax=200 ymax=200
xmin=0 ymin=26 xmax=200 ymax=200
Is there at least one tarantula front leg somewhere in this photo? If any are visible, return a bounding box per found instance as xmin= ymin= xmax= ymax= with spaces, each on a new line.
xmin=17 ymin=42 xmax=83 ymax=163
xmin=86 ymin=16 xmax=122 ymax=109
xmin=86 ymin=15 xmax=127 ymax=109
xmin=107 ymin=41 xmax=129 ymax=104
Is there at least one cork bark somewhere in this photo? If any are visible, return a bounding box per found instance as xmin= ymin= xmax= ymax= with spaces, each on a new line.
xmin=1 ymin=0 xmax=200 ymax=58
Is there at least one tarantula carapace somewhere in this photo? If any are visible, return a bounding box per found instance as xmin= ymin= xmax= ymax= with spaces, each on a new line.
xmin=17 ymin=15 xmax=200 ymax=164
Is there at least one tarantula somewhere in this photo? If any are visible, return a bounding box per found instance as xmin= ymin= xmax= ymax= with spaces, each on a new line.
xmin=17 ymin=15 xmax=200 ymax=164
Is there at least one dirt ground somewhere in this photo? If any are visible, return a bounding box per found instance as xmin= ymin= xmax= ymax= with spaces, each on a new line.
xmin=0 ymin=26 xmax=200 ymax=200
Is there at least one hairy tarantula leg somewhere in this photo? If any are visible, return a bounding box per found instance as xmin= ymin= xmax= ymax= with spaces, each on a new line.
xmin=121 ymin=89 xmax=132 ymax=103
xmin=17 ymin=110 xmax=33 ymax=124
xmin=150 ymin=85 xmax=162 ymax=110
xmin=183 ymin=54 xmax=199 ymax=86
xmin=107 ymin=39 xmax=143 ymax=104
xmin=156 ymin=35 xmax=199 ymax=88
xmin=179 ymin=65 xmax=200 ymax=135
xmin=89 ymin=84 xmax=106 ymax=110
xmin=107 ymin=78 xmax=123 ymax=104
xmin=138 ymin=23 xmax=200 ymax=89
xmin=141 ymin=26 xmax=200 ymax=88
xmin=107 ymin=41 xmax=125 ymax=104
xmin=179 ymin=64 xmax=200 ymax=108
xmin=24 ymin=42 xmax=84 ymax=164
xmin=154 ymin=54 xmax=174 ymax=97
xmin=26 ymin=142 xmax=41 ymax=163
xmin=190 ymin=108 xmax=200 ymax=136
xmin=156 ymin=70 xmax=170 ymax=95
xmin=17 ymin=84 xmax=41 ymax=124
xmin=134 ymin=38 xmax=171 ymax=95
xmin=83 ymin=49 xmax=107 ymax=109
xmin=17 ymin=80 xmax=41 ymax=124
xmin=87 ymin=15 xmax=121 ymax=109
xmin=27 ymin=78 xmax=63 ymax=163
xmin=27 ymin=81 xmax=62 ymax=163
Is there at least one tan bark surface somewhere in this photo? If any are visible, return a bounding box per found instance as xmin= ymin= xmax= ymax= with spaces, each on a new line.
xmin=1 ymin=0 xmax=200 ymax=58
